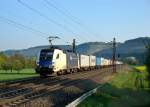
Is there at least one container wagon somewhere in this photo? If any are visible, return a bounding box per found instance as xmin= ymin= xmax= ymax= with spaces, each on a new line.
xmin=100 ymin=57 xmax=105 ymax=67
xmin=79 ymin=54 xmax=90 ymax=70
xmin=66 ymin=52 xmax=78 ymax=73
xmin=96 ymin=57 xmax=101 ymax=69
xmin=89 ymin=55 xmax=96 ymax=69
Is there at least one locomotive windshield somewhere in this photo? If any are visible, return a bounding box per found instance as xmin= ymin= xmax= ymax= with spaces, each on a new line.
xmin=40 ymin=49 xmax=54 ymax=61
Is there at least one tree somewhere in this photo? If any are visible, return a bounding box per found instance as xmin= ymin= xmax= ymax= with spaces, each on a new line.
xmin=1 ymin=62 xmax=11 ymax=72
xmin=0 ymin=53 xmax=7 ymax=70
xmin=25 ymin=57 xmax=36 ymax=68
xmin=145 ymin=46 xmax=150 ymax=79
xmin=12 ymin=59 xmax=23 ymax=73
xmin=143 ymin=38 xmax=150 ymax=88
xmin=10 ymin=54 xmax=26 ymax=69
xmin=0 ymin=53 xmax=36 ymax=72
xmin=124 ymin=57 xmax=139 ymax=65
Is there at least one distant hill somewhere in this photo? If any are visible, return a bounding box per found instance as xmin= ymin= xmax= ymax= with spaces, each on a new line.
xmin=76 ymin=42 xmax=121 ymax=55
xmin=94 ymin=37 xmax=150 ymax=64
xmin=1 ymin=37 xmax=150 ymax=64
xmin=2 ymin=42 xmax=120 ymax=57
xmin=3 ymin=45 xmax=73 ymax=58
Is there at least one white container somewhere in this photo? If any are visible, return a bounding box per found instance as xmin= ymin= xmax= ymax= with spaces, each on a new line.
xmin=79 ymin=54 xmax=90 ymax=68
xmin=103 ymin=58 xmax=109 ymax=66
xmin=100 ymin=57 xmax=105 ymax=66
xmin=89 ymin=55 xmax=96 ymax=67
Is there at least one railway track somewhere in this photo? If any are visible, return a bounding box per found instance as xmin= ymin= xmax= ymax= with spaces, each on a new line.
xmin=0 ymin=68 xmax=100 ymax=95
xmin=0 ymin=65 xmax=125 ymax=107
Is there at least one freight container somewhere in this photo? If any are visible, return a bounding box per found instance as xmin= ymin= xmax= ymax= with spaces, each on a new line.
xmin=66 ymin=52 xmax=78 ymax=69
xmin=96 ymin=57 xmax=101 ymax=66
xmin=102 ymin=58 xmax=106 ymax=66
xmin=109 ymin=60 xmax=113 ymax=65
xmin=108 ymin=59 xmax=112 ymax=65
xmin=89 ymin=55 xmax=96 ymax=68
xmin=116 ymin=61 xmax=123 ymax=65
xmin=96 ymin=57 xmax=101 ymax=69
xmin=79 ymin=54 xmax=90 ymax=68
xmin=100 ymin=57 xmax=105 ymax=66
xmin=103 ymin=58 xmax=109 ymax=66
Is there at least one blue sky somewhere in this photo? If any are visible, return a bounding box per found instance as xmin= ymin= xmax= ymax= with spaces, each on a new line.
xmin=0 ymin=0 xmax=150 ymax=51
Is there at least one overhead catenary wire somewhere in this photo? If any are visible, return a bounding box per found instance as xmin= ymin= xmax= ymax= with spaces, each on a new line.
xmin=0 ymin=16 xmax=72 ymax=45
xmin=1 ymin=0 xmax=90 ymax=45
xmin=0 ymin=16 xmax=48 ymax=38
xmin=49 ymin=0 xmax=82 ymax=25
xmin=46 ymin=0 xmax=99 ymax=41
xmin=43 ymin=0 xmax=93 ymax=41
xmin=43 ymin=0 xmax=90 ymax=42
xmin=17 ymin=0 xmax=83 ymax=42
xmin=44 ymin=0 xmax=80 ymax=25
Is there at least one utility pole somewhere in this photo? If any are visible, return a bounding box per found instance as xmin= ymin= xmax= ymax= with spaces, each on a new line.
xmin=72 ymin=39 xmax=76 ymax=53
xmin=48 ymin=36 xmax=59 ymax=48
xmin=112 ymin=37 xmax=116 ymax=73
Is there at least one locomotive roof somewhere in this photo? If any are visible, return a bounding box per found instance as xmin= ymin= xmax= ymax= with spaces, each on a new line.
xmin=41 ymin=47 xmax=73 ymax=53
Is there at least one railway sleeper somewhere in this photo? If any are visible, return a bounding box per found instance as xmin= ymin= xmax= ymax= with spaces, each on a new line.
xmin=0 ymin=89 xmax=32 ymax=99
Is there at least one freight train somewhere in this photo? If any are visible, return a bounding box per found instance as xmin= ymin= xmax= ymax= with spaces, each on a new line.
xmin=35 ymin=48 xmax=122 ymax=76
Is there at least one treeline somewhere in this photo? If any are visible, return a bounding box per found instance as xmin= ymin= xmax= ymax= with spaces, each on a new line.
xmin=0 ymin=53 xmax=36 ymax=71
xmin=145 ymin=45 xmax=150 ymax=80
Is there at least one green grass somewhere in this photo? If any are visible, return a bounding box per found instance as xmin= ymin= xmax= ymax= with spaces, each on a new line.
xmin=0 ymin=69 xmax=38 ymax=82
xmin=110 ymin=68 xmax=149 ymax=90
xmin=78 ymin=66 xmax=150 ymax=107
xmin=0 ymin=68 xmax=36 ymax=74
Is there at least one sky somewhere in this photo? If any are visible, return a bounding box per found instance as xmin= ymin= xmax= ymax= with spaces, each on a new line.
xmin=0 ymin=0 xmax=150 ymax=51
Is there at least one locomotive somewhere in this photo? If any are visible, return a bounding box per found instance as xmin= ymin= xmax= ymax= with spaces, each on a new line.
xmin=36 ymin=47 xmax=78 ymax=76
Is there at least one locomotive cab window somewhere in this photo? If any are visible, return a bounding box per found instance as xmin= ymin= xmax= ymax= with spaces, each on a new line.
xmin=40 ymin=50 xmax=53 ymax=61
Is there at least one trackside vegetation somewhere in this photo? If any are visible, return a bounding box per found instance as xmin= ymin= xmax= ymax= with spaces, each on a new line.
xmin=78 ymin=66 xmax=150 ymax=107
xmin=145 ymin=45 xmax=150 ymax=82
xmin=0 ymin=53 xmax=36 ymax=71
xmin=0 ymin=53 xmax=37 ymax=81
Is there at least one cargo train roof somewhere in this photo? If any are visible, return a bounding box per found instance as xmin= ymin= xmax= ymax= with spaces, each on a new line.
xmin=41 ymin=46 xmax=73 ymax=53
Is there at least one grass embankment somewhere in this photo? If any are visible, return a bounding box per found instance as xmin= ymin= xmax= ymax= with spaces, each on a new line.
xmin=78 ymin=66 xmax=150 ymax=107
xmin=0 ymin=69 xmax=38 ymax=82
